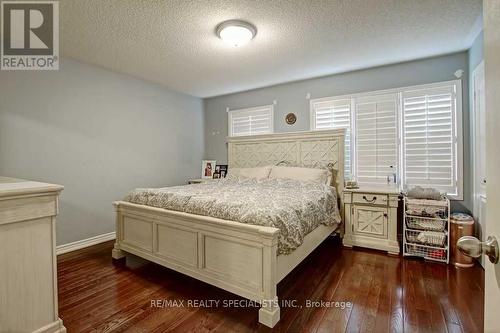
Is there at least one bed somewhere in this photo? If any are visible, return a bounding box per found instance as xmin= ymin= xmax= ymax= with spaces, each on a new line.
xmin=111 ymin=129 xmax=345 ymax=327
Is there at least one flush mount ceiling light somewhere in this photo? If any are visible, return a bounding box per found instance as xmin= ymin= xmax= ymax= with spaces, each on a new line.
xmin=216 ymin=20 xmax=257 ymax=47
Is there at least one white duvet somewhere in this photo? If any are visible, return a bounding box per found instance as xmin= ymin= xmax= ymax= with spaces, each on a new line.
xmin=124 ymin=177 xmax=341 ymax=255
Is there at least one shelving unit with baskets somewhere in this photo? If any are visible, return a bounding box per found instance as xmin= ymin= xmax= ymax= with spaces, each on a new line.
xmin=403 ymin=196 xmax=450 ymax=263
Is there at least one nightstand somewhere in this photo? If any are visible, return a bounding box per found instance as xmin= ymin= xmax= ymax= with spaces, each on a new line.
xmin=188 ymin=178 xmax=217 ymax=184
xmin=342 ymin=186 xmax=400 ymax=255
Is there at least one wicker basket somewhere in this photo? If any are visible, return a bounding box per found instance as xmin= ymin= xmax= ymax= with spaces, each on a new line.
xmin=405 ymin=243 xmax=447 ymax=261
xmin=406 ymin=199 xmax=448 ymax=218
xmin=406 ymin=216 xmax=446 ymax=232
xmin=405 ymin=229 xmax=446 ymax=247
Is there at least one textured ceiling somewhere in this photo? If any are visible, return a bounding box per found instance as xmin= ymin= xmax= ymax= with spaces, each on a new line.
xmin=61 ymin=0 xmax=482 ymax=97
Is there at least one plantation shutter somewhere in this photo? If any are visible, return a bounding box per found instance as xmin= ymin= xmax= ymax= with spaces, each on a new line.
xmin=228 ymin=105 xmax=274 ymax=136
xmin=402 ymin=84 xmax=457 ymax=195
xmin=311 ymin=98 xmax=352 ymax=178
xmin=354 ymin=93 xmax=398 ymax=185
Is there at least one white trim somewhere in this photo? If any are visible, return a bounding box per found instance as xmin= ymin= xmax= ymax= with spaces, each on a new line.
xmin=471 ymin=60 xmax=486 ymax=217
xmin=226 ymin=104 xmax=274 ymax=113
xmin=309 ymin=79 xmax=461 ymax=113
xmin=350 ymin=98 xmax=356 ymax=178
xmin=454 ymin=79 xmax=464 ymax=200
xmin=56 ymin=231 xmax=116 ymax=255
xmin=227 ymin=104 xmax=274 ymax=137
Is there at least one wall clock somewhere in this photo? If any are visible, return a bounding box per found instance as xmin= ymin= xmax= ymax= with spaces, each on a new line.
xmin=285 ymin=113 xmax=297 ymax=125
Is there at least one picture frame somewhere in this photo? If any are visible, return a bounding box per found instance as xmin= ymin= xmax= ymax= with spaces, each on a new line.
xmin=201 ymin=160 xmax=216 ymax=179
xmin=213 ymin=164 xmax=228 ymax=179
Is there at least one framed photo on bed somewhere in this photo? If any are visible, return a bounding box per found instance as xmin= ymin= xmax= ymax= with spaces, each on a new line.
xmin=201 ymin=160 xmax=216 ymax=179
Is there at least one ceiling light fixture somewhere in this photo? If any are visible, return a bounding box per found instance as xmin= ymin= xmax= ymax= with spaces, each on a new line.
xmin=216 ymin=20 xmax=257 ymax=47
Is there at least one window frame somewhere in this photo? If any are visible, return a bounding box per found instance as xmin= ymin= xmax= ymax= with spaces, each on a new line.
xmin=353 ymin=92 xmax=400 ymax=186
xmin=310 ymin=95 xmax=354 ymax=178
xmin=400 ymin=80 xmax=463 ymax=199
xmin=227 ymin=104 xmax=275 ymax=137
xmin=309 ymin=79 xmax=463 ymax=199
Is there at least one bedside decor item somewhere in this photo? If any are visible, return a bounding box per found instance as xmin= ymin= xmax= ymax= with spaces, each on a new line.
xmin=386 ymin=165 xmax=397 ymax=185
xmin=213 ymin=164 xmax=228 ymax=179
xmin=345 ymin=180 xmax=359 ymax=189
xmin=285 ymin=113 xmax=297 ymax=125
xmin=201 ymin=160 xmax=216 ymax=179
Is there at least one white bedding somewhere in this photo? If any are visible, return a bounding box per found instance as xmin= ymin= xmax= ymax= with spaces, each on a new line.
xmin=124 ymin=177 xmax=341 ymax=255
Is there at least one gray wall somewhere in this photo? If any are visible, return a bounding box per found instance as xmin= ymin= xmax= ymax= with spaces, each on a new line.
xmin=0 ymin=58 xmax=204 ymax=245
xmin=469 ymin=31 xmax=484 ymax=71
xmin=204 ymin=52 xmax=472 ymax=211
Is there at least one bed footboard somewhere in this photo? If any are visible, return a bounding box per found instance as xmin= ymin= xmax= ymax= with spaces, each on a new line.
xmin=112 ymin=201 xmax=281 ymax=327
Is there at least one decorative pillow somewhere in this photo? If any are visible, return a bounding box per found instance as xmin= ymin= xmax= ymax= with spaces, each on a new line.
xmin=228 ymin=166 xmax=272 ymax=180
xmin=269 ymin=166 xmax=329 ymax=184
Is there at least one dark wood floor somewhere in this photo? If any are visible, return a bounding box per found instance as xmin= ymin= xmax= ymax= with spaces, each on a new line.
xmin=57 ymin=237 xmax=484 ymax=333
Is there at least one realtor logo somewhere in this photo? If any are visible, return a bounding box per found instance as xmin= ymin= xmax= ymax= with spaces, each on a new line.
xmin=1 ymin=1 xmax=59 ymax=70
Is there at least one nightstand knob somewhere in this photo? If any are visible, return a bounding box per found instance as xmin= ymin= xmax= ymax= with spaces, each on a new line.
xmin=383 ymin=213 xmax=388 ymax=218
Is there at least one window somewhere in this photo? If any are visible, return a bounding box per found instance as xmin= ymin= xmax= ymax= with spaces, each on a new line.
xmin=310 ymin=80 xmax=462 ymax=198
xmin=401 ymin=83 xmax=461 ymax=197
xmin=310 ymin=98 xmax=352 ymax=179
xmin=355 ymin=93 xmax=398 ymax=185
xmin=228 ymin=105 xmax=274 ymax=137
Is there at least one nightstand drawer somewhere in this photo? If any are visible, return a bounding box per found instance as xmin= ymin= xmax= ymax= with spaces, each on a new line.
xmin=352 ymin=193 xmax=388 ymax=206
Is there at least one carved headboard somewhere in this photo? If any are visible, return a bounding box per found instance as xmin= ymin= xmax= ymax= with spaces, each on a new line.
xmin=227 ymin=129 xmax=346 ymax=198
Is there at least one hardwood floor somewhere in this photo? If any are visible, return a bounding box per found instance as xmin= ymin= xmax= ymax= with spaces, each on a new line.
xmin=57 ymin=237 xmax=484 ymax=333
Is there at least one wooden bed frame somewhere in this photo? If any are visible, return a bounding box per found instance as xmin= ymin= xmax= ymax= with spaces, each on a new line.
xmin=112 ymin=129 xmax=345 ymax=328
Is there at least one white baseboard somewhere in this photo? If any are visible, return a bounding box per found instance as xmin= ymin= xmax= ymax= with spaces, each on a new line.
xmin=56 ymin=232 xmax=116 ymax=255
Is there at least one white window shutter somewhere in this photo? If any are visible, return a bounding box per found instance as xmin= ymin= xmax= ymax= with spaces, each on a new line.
xmin=228 ymin=105 xmax=274 ymax=136
xmin=354 ymin=93 xmax=398 ymax=185
xmin=311 ymin=98 xmax=352 ymax=178
xmin=402 ymin=84 xmax=457 ymax=195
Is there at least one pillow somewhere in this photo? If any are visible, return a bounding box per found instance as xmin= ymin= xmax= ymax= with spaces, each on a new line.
xmin=269 ymin=166 xmax=329 ymax=184
xmin=229 ymin=166 xmax=272 ymax=180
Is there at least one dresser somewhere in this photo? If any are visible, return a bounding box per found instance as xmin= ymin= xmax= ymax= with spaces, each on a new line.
xmin=0 ymin=177 xmax=66 ymax=333
xmin=342 ymin=186 xmax=400 ymax=255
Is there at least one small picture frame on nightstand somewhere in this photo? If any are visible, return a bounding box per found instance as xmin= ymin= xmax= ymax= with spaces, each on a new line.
xmin=213 ymin=164 xmax=228 ymax=179
xmin=201 ymin=160 xmax=216 ymax=179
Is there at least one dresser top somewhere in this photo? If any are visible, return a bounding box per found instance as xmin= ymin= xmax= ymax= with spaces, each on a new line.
xmin=0 ymin=177 xmax=63 ymax=198
xmin=343 ymin=185 xmax=400 ymax=195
